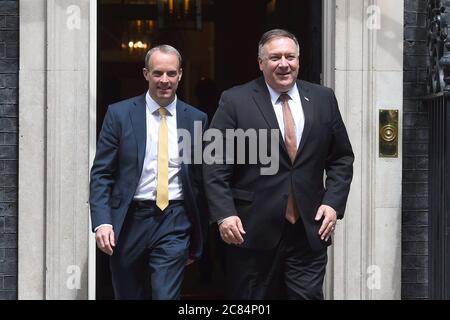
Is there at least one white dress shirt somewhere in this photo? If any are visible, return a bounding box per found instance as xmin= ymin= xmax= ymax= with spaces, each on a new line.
xmin=134 ymin=91 xmax=183 ymax=201
xmin=265 ymin=82 xmax=304 ymax=146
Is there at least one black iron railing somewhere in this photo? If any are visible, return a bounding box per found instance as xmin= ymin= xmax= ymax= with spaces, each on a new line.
xmin=424 ymin=92 xmax=450 ymax=299
xmin=425 ymin=0 xmax=450 ymax=299
xmin=427 ymin=0 xmax=450 ymax=94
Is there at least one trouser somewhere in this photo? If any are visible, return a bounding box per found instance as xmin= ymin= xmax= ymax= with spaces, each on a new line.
xmin=224 ymin=219 xmax=328 ymax=300
xmin=110 ymin=201 xmax=191 ymax=300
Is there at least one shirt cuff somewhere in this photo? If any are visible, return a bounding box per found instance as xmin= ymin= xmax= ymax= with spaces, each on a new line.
xmin=217 ymin=216 xmax=237 ymax=226
xmin=94 ymin=224 xmax=113 ymax=232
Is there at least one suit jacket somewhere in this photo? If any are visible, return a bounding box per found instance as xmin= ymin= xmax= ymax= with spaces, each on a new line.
xmin=90 ymin=94 xmax=209 ymax=259
xmin=203 ymin=77 xmax=354 ymax=251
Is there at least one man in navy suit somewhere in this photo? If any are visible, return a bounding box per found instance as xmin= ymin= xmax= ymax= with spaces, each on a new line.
xmin=90 ymin=45 xmax=208 ymax=299
xmin=203 ymin=29 xmax=354 ymax=299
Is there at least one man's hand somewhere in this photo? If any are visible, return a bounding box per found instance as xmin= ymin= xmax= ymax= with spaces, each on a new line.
xmin=315 ymin=205 xmax=337 ymax=242
xmin=219 ymin=216 xmax=246 ymax=245
xmin=95 ymin=226 xmax=115 ymax=255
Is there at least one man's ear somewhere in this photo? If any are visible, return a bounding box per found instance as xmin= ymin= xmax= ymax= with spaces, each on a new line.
xmin=178 ymin=68 xmax=183 ymax=81
xmin=258 ymin=58 xmax=263 ymax=71
xmin=143 ymin=68 xmax=149 ymax=81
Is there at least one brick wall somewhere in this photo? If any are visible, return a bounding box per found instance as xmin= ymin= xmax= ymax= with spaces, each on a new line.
xmin=0 ymin=0 xmax=18 ymax=300
xmin=402 ymin=0 xmax=429 ymax=299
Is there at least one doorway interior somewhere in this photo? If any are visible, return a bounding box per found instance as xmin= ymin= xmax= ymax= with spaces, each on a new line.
xmin=96 ymin=0 xmax=322 ymax=299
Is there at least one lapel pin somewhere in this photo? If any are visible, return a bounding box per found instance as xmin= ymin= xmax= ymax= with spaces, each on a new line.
xmin=304 ymin=97 xmax=310 ymax=102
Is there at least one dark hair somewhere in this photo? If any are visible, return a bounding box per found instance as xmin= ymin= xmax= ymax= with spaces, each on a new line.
xmin=258 ymin=29 xmax=300 ymax=58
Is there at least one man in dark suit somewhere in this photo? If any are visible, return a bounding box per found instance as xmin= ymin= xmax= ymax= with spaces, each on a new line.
xmin=203 ymin=29 xmax=354 ymax=299
xmin=90 ymin=45 xmax=208 ymax=299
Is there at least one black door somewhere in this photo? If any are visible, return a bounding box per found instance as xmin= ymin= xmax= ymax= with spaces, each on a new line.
xmin=96 ymin=0 xmax=322 ymax=299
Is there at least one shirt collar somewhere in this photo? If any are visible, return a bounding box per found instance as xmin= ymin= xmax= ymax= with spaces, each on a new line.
xmin=145 ymin=91 xmax=177 ymax=116
xmin=265 ymin=82 xmax=301 ymax=105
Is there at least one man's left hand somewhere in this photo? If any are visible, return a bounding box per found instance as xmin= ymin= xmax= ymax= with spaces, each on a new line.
xmin=315 ymin=205 xmax=337 ymax=242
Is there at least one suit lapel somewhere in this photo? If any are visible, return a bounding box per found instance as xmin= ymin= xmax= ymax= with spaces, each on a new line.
xmin=176 ymin=100 xmax=189 ymax=133
xmin=129 ymin=94 xmax=147 ymax=175
xmin=176 ymin=100 xmax=190 ymax=175
xmin=295 ymin=80 xmax=313 ymax=160
xmin=252 ymin=78 xmax=287 ymax=154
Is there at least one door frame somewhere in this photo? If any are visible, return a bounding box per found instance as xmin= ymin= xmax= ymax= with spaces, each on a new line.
xmin=87 ymin=0 xmax=336 ymax=300
xmin=321 ymin=0 xmax=335 ymax=300
xmin=88 ymin=0 xmax=98 ymax=301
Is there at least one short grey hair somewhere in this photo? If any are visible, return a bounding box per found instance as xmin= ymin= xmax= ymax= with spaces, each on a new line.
xmin=258 ymin=29 xmax=300 ymax=58
xmin=144 ymin=44 xmax=182 ymax=69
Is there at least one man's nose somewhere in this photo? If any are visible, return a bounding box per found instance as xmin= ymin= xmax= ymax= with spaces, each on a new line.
xmin=161 ymin=73 xmax=169 ymax=82
xmin=279 ymin=56 xmax=289 ymax=67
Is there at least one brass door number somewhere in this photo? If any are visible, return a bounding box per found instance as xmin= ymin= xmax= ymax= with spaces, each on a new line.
xmin=379 ymin=109 xmax=398 ymax=158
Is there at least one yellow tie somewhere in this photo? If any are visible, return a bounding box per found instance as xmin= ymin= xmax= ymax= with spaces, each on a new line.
xmin=156 ymin=107 xmax=169 ymax=211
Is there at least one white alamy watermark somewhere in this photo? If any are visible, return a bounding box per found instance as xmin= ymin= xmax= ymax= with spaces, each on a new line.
xmin=367 ymin=5 xmax=381 ymax=30
xmin=366 ymin=265 xmax=381 ymax=290
xmin=66 ymin=265 xmax=81 ymax=290
xmin=66 ymin=5 xmax=81 ymax=30
xmin=177 ymin=121 xmax=280 ymax=175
